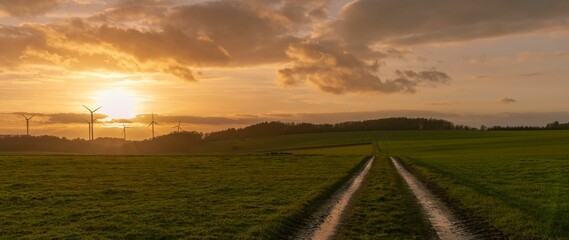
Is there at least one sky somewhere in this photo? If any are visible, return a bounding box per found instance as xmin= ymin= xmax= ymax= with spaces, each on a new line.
xmin=0 ymin=0 xmax=568 ymax=140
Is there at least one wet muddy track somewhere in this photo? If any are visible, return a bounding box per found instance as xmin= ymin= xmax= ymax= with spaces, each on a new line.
xmin=391 ymin=156 xmax=505 ymax=240
xmin=291 ymin=156 xmax=374 ymax=240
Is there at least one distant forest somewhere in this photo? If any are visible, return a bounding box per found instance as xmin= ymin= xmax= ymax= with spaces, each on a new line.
xmin=0 ymin=117 xmax=566 ymax=154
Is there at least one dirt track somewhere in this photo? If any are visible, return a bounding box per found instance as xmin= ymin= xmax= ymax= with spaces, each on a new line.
xmin=293 ymin=156 xmax=374 ymax=240
xmin=390 ymin=156 xmax=477 ymax=240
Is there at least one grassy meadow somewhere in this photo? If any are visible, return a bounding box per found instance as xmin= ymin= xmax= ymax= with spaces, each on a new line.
xmin=1 ymin=130 xmax=567 ymax=239
xmin=382 ymin=130 xmax=569 ymax=239
xmin=0 ymin=155 xmax=364 ymax=239
xmin=192 ymin=131 xmax=379 ymax=154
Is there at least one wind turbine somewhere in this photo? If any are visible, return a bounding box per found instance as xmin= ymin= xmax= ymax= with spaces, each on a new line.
xmin=147 ymin=112 xmax=161 ymax=140
xmin=122 ymin=123 xmax=131 ymax=141
xmin=172 ymin=120 xmax=183 ymax=133
xmin=22 ymin=114 xmax=36 ymax=135
xmin=83 ymin=105 xmax=102 ymax=140
xmin=83 ymin=119 xmax=91 ymax=140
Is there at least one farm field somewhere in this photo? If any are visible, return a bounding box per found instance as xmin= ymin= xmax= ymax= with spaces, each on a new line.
xmin=193 ymin=130 xmax=519 ymax=154
xmin=193 ymin=131 xmax=379 ymax=154
xmin=286 ymin=143 xmax=372 ymax=155
xmin=382 ymin=130 xmax=569 ymax=239
xmin=0 ymin=155 xmax=364 ymax=239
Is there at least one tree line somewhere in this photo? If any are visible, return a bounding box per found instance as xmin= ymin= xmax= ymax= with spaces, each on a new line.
xmin=487 ymin=121 xmax=569 ymax=130
xmin=1 ymin=117 xmax=566 ymax=154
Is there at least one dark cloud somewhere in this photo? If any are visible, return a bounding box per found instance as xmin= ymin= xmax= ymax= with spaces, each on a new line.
xmin=517 ymin=50 xmax=569 ymax=62
xmin=164 ymin=65 xmax=197 ymax=82
xmin=0 ymin=25 xmax=42 ymax=67
xmin=11 ymin=112 xmax=107 ymax=124
xmin=1 ymin=0 xmax=567 ymax=94
xmin=166 ymin=0 xmax=299 ymax=65
xmin=472 ymin=75 xmax=491 ymax=80
xmin=0 ymin=0 xmax=60 ymax=17
xmin=106 ymin=110 xmax=461 ymax=126
xmin=278 ymin=40 xmax=449 ymax=94
xmin=332 ymin=0 xmax=569 ymax=46
xmin=497 ymin=97 xmax=517 ymax=104
xmin=95 ymin=24 xmax=231 ymax=66
xmin=130 ymin=114 xmax=268 ymax=125
xmin=521 ymin=72 xmax=543 ymax=77
xmin=0 ymin=18 xmax=230 ymax=79
xmin=7 ymin=110 xmax=569 ymax=130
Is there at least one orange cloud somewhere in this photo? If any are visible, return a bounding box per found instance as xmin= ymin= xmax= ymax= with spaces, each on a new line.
xmin=497 ymin=97 xmax=517 ymax=104
xmin=5 ymin=0 xmax=563 ymax=95
xmin=0 ymin=0 xmax=60 ymax=17
xmin=331 ymin=0 xmax=569 ymax=46
xmin=278 ymin=40 xmax=450 ymax=94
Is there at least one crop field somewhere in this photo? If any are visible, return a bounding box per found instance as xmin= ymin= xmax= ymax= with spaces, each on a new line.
xmin=0 ymin=155 xmax=364 ymax=239
xmin=382 ymin=130 xmax=569 ymax=239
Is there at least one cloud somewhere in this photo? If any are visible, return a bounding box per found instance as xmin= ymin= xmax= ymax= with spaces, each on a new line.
xmin=129 ymin=114 xmax=269 ymax=125
xmin=521 ymin=72 xmax=543 ymax=77
xmin=0 ymin=18 xmax=231 ymax=79
xmin=278 ymin=40 xmax=449 ymax=94
xmin=516 ymin=50 xmax=569 ymax=62
xmin=10 ymin=112 xmax=108 ymax=124
xmin=164 ymin=65 xmax=197 ymax=82
xmin=0 ymin=0 xmax=60 ymax=17
xmin=0 ymin=0 xmax=312 ymax=81
xmin=331 ymin=0 xmax=569 ymax=46
xmin=0 ymin=0 xmax=502 ymax=94
xmin=497 ymin=97 xmax=517 ymax=104
xmin=165 ymin=0 xmax=301 ymax=65
xmin=472 ymin=75 xmax=491 ymax=80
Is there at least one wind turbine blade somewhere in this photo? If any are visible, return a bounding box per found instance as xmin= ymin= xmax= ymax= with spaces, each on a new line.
xmin=29 ymin=114 xmax=36 ymax=119
xmin=93 ymin=106 xmax=102 ymax=112
xmin=83 ymin=105 xmax=92 ymax=112
xmin=21 ymin=114 xmax=27 ymax=118
xmin=148 ymin=123 xmax=152 ymax=127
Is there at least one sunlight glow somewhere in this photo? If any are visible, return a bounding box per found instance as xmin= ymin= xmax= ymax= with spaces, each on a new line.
xmin=94 ymin=88 xmax=140 ymax=120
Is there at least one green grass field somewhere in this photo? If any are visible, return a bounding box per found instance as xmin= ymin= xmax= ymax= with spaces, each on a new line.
xmin=2 ymin=130 xmax=567 ymax=239
xmin=0 ymin=155 xmax=364 ymax=239
xmin=193 ymin=131 xmax=379 ymax=154
xmin=286 ymin=143 xmax=372 ymax=155
xmin=382 ymin=130 xmax=569 ymax=239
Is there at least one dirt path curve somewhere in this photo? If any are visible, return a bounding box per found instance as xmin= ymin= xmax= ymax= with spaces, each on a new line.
xmin=293 ymin=156 xmax=374 ymax=240
xmin=390 ymin=156 xmax=477 ymax=240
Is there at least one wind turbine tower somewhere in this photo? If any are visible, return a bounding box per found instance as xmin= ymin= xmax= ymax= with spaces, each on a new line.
xmin=83 ymin=119 xmax=91 ymax=140
xmin=173 ymin=120 xmax=183 ymax=133
xmin=83 ymin=105 xmax=102 ymax=140
xmin=122 ymin=123 xmax=131 ymax=141
xmin=148 ymin=112 xmax=160 ymax=140
xmin=22 ymin=114 xmax=36 ymax=135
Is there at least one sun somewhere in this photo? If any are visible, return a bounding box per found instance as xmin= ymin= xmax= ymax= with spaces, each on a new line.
xmin=94 ymin=88 xmax=140 ymax=120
